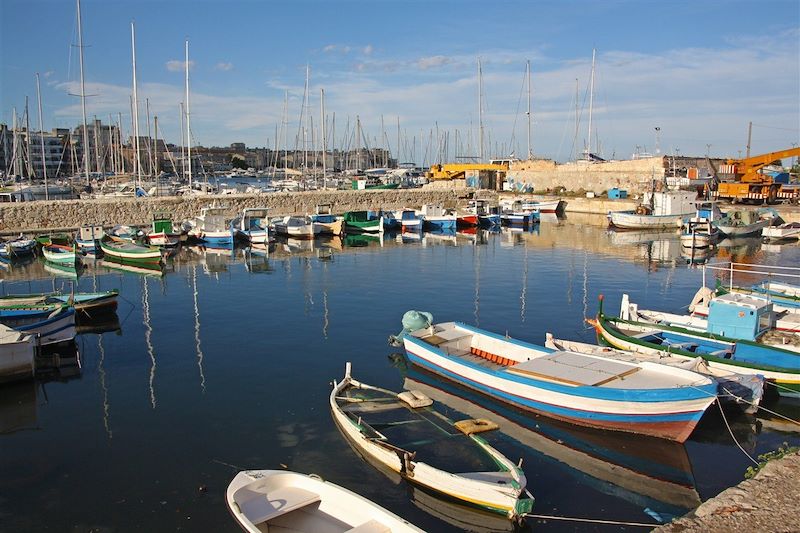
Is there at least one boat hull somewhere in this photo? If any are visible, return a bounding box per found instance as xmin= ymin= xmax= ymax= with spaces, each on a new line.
xmin=100 ymin=240 xmax=163 ymax=263
xmin=609 ymin=211 xmax=687 ymax=230
xmin=478 ymin=214 xmax=501 ymax=227
xmin=423 ymin=217 xmax=456 ymax=231
xmin=0 ymin=329 xmax=37 ymax=383
xmin=402 ymin=324 xmax=716 ymax=442
xmin=330 ymin=365 xmax=532 ymax=518
xmin=715 ymin=218 xmax=771 ymax=238
xmin=6 ymin=308 xmax=76 ymax=346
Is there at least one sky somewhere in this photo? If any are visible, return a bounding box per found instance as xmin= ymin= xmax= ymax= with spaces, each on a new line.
xmin=1 ymin=0 xmax=798 ymax=164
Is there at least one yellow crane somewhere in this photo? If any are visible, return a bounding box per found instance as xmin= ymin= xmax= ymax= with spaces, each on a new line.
xmin=715 ymin=146 xmax=800 ymax=203
xmin=428 ymin=162 xmax=509 ymax=181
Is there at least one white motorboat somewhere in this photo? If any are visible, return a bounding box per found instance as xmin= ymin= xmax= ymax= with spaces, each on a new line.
xmin=273 ymin=215 xmax=319 ymax=239
xmin=227 ymin=469 xmax=423 ymax=533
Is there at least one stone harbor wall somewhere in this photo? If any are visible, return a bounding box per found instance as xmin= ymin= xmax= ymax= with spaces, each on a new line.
xmin=0 ymin=189 xmax=491 ymax=234
xmin=508 ymin=156 xmax=667 ymax=195
xmin=657 ymin=451 xmax=800 ymax=532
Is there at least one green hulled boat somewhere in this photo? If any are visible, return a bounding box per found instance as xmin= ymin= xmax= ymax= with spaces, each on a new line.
xmin=590 ymin=299 xmax=800 ymax=396
xmin=343 ymin=211 xmax=384 ymax=234
xmin=100 ymin=236 xmax=163 ymax=264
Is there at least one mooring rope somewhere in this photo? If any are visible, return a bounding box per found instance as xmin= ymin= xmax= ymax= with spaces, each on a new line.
xmin=522 ymin=512 xmax=655 ymax=527
xmin=719 ymin=385 xmax=800 ymax=428
xmin=716 ymin=398 xmax=759 ymax=466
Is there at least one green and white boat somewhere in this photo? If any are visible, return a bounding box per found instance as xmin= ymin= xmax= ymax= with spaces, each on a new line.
xmin=42 ymin=244 xmax=80 ymax=266
xmin=343 ymin=211 xmax=384 ymax=234
xmin=100 ymin=237 xmax=163 ymax=264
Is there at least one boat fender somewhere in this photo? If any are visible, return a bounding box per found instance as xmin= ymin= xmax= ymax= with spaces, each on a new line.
xmin=689 ymin=286 xmax=714 ymax=313
xmin=397 ymin=390 xmax=433 ymax=408
xmin=454 ymin=418 xmax=499 ymax=435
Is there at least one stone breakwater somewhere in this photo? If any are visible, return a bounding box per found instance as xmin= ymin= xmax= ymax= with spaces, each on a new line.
xmin=656 ymin=451 xmax=800 ymax=532
xmin=0 ymin=189 xmax=488 ymax=234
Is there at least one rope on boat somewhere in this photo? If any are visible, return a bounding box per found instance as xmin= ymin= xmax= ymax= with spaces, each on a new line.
xmin=715 ymin=398 xmax=759 ymax=466
xmin=771 ymin=381 xmax=800 ymax=397
xmin=521 ymin=512 xmax=655 ymax=527
xmin=718 ymin=386 xmax=800 ymax=428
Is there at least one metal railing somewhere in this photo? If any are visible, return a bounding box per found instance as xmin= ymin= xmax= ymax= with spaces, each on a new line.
xmin=702 ymin=261 xmax=800 ymax=291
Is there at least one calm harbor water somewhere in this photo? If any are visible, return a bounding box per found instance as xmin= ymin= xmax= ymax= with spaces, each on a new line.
xmin=2 ymin=214 xmax=799 ymax=532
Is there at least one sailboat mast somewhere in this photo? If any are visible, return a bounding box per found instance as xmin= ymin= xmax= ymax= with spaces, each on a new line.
xmin=396 ymin=116 xmax=400 ymax=166
xmin=76 ymin=0 xmax=90 ymax=184
xmin=185 ymin=39 xmax=193 ymax=189
xmin=118 ymin=112 xmax=125 ymax=174
xmin=526 ymin=59 xmax=532 ymax=160
xmin=356 ymin=116 xmax=361 ymax=171
xmin=320 ymin=88 xmax=326 ymax=187
xmin=146 ymin=98 xmax=153 ymax=176
xmin=477 ymin=58 xmax=484 ymax=162
xmin=586 ymin=48 xmax=596 ymax=160
xmin=24 ymin=96 xmax=33 ymax=183
xmin=179 ymin=102 xmax=185 ymax=180
xmin=153 ymin=115 xmax=159 ymax=178
xmin=35 ymin=73 xmax=49 ymax=200
xmin=131 ymin=22 xmax=142 ymax=188
xmin=283 ymin=91 xmax=288 ymax=174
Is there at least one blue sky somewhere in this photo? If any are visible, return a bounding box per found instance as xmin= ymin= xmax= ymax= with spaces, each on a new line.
xmin=1 ymin=0 xmax=798 ymax=164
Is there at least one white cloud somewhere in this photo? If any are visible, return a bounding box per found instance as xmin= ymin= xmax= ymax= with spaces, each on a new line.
xmin=166 ymin=60 xmax=195 ymax=72
xmin=49 ymin=35 xmax=798 ymax=162
xmin=215 ymin=62 xmax=234 ymax=72
xmin=363 ymin=44 xmax=374 ymax=56
xmin=416 ymin=55 xmax=452 ymax=70
xmin=323 ymin=44 xmax=351 ymax=54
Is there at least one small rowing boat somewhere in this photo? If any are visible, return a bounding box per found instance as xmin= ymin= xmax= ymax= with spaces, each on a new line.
xmin=227 ymin=469 xmax=423 ymax=533
xmin=331 ymin=362 xmax=534 ymax=521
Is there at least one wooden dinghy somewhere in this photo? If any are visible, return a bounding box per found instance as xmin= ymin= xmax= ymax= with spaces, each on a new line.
xmin=99 ymin=236 xmax=163 ymax=264
xmin=330 ymin=363 xmax=534 ymax=521
xmin=0 ymin=305 xmax=76 ymax=346
xmin=227 ymin=469 xmax=423 ymax=533
xmin=42 ymin=244 xmax=80 ymax=266
xmin=400 ymin=364 xmax=703 ymax=515
xmin=0 ymin=290 xmax=119 ymax=314
xmin=399 ymin=315 xmax=718 ymax=442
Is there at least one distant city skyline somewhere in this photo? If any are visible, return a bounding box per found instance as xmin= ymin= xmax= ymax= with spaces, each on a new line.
xmin=1 ymin=0 xmax=798 ymax=164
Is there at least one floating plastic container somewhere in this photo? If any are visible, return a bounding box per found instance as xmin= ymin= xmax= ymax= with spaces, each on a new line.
xmin=608 ymin=188 xmax=627 ymax=199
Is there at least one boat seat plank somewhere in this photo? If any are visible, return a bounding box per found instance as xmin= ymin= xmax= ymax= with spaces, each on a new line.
xmin=346 ymin=519 xmax=391 ymax=533
xmin=235 ymin=486 xmax=320 ymax=525
xmin=506 ymin=351 xmax=639 ymax=386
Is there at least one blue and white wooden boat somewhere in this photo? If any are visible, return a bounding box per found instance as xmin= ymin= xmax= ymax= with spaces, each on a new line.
xmin=232 ymin=208 xmax=271 ymax=244
xmin=0 ymin=305 xmax=76 ymax=346
xmin=186 ymin=206 xmax=234 ymax=246
xmin=420 ymin=204 xmax=456 ymax=231
xmin=75 ymin=225 xmax=105 ymax=253
xmin=0 ymin=236 xmax=37 ymax=259
xmin=398 ymin=315 xmax=717 ymax=442
xmin=379 ymin=209 xmax=400 ymax=230
xmin=469 ymin=199 xmax=501 ymax=227
xmin=399 ymin=208 xmax=423 ymax=232
xmin=500 ymin=199 xmax=539 ymax=226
